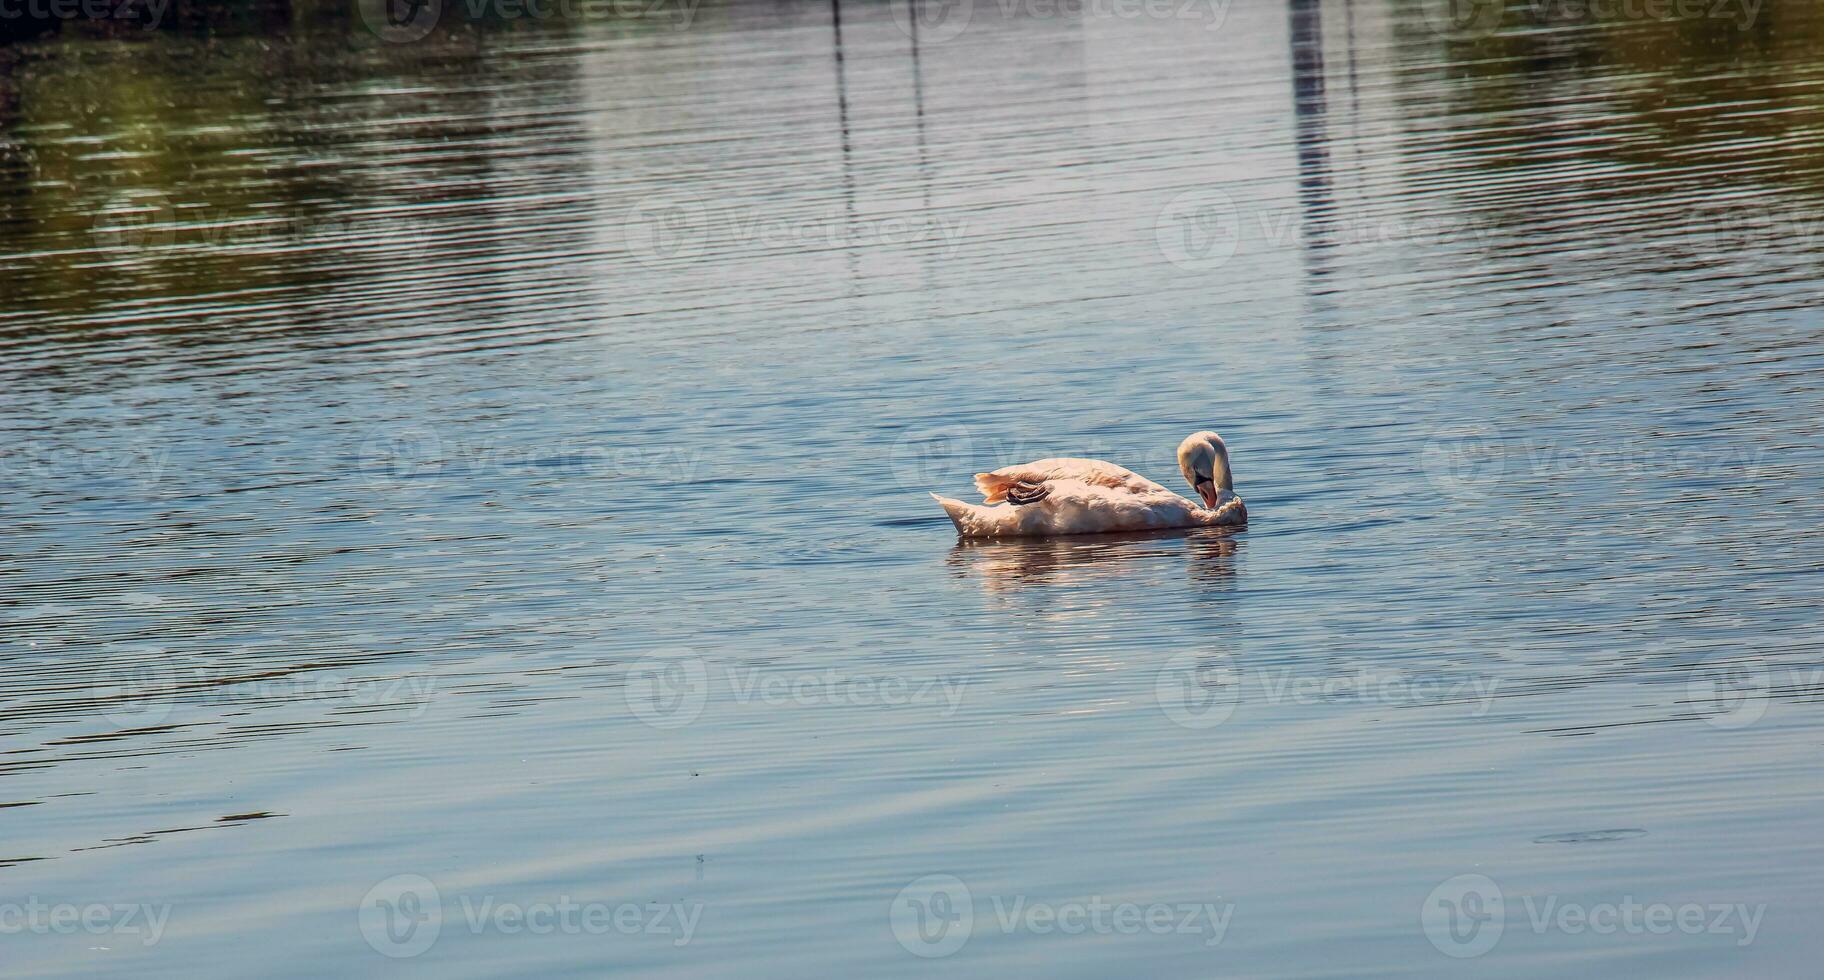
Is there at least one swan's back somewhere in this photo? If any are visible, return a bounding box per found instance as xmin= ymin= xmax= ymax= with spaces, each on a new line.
xmin=975 ymin=457 xmax=1168 ymax=503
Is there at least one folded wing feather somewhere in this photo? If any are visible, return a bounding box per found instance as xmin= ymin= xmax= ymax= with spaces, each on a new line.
xmin=973 ymin=457 xmax=1170 ymax=503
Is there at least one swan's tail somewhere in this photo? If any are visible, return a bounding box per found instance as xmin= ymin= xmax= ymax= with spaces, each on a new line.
xmin=972 ymin=472 xmax=1015 ymax=503
xmin=931 ymin=492 xmax=971 ymax=533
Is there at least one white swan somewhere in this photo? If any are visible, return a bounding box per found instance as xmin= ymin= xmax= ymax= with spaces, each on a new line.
xmin=931 ymin=431 xmax=1248 ymax=538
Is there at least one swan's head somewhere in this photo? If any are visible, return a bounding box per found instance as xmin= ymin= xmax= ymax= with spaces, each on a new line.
xmin=1177 ymin=430 xmax=1234 ymax=510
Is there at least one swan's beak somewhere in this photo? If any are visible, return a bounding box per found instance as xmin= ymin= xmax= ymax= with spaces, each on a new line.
xmin=1195 ymin=480 xmax=1219 ymax=510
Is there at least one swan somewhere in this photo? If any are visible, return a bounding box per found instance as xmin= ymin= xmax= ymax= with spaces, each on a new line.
xmin=931 ymin=431 xmax=1248 ymax=538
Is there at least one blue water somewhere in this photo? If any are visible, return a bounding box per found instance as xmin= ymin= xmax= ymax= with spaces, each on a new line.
xmin=2 ymin=0 xmax=1823 ymax=975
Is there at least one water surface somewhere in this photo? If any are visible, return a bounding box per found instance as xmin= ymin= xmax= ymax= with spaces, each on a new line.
xmin=2 ymin=0 xmax=1823 ymax=975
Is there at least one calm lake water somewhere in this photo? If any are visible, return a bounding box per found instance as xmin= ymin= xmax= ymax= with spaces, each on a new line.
xmin=3 ymin=0 xmax=1823 ymax=975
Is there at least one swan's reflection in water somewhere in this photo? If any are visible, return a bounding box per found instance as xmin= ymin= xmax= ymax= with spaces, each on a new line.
xmin=947 ymin=528 xmax=1242 ymax=592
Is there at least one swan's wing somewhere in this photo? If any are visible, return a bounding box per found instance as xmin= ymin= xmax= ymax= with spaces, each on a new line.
xmin=974 ymin=457 xmax=1170 ymax=503
xmin=1022 ymin=479 xmax=1201 ymax=534
xmin=1002 ymin=480 xmax=1050 ymax=505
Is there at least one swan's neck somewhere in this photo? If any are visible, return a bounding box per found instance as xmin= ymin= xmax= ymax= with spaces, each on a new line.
xmin=1206 ymin=435 xmax=1234 ymax=493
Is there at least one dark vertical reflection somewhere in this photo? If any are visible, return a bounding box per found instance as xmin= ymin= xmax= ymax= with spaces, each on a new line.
xmin=0 ymin=72 xmax=23 ymax=238
xmin=906 ymin=0 xmax=933 ymax=211
xmin=1342 ymin=0 xmax=1359 ymax=118
xmin=904 ymin=0 xmax=939 ymax=300
xmin=1289 ymin=0 xmax=1335 ymax=284
xmin=830 ymin=0 xmax=861 ymax=285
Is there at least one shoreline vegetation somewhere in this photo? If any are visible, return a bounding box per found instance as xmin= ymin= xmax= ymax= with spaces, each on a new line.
xmin=3 ymin=2 xmax=1821 ymax=319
